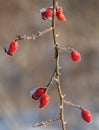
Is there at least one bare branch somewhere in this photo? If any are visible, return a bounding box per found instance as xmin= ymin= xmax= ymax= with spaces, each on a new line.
xmin=52 ymin=1 xmax=67 ymax=130
xmin=64 ymin=100 xmax=83 ymax=110
xmin=33 ymin=117 xmax=60 ymax=127
xmin=16 ymin=27 xmax=54 ymax=41
xmin=46 ymin=71 xmax=56 ymax=89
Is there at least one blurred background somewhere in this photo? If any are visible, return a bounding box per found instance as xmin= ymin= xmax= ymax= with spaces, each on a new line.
xmin=0 ymin=0 xmax=99 ymax=130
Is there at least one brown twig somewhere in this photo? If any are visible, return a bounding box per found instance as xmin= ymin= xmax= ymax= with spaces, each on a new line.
xmin=33 ymin=117 xmax=60 ymax=127
xmin=52 ymin=0 xmax=66 ymax=130
xmin=16 ymin=27 xmax=54 ymax=41
xmin=64 ymin=100 xmax=83 ymax=110
xmin=46 ymin=71 xmax=56 ymax=89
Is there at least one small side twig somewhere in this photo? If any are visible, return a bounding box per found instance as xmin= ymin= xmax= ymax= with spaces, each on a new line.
xmin=64 ymin=100 xmax=83 ymax=110
xmin=46 ymin=71 xmax=56 ymax=89
xmin=33 ymin=117 xmax=60 ymax=127
xmin=16 ymin=27 xmax=54 ymax=41
xmin=58 ymin=47 xmax=73 ymax=53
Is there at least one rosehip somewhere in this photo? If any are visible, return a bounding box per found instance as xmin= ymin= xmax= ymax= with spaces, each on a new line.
xmin=81 ymin=109 xmax=92 ymax=123
xmin=56 ymin=7 xmax=66 ymax=22
xmin=39 ymin=93 xmax=50 ymax=108
xmin=56 ymin=13 xmax=66 ymax=22
xmin=30 ymin=87 xmax=47 ymax=100
xmin=40 ymin=7 xmax=53 ymax=20
xmin=71 ymin=50 xmax=81 ymax=62
xmin=4 ymin=40 xmax=18 ymax=56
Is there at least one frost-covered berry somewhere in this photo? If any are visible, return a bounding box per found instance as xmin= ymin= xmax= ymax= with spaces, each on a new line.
xmin=40 ymin=7 xmax=53 ymax=20
xmin=31 ymin=87 xmax=47 ymax=100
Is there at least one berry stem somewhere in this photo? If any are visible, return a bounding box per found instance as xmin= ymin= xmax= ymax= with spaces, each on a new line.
xmin=63 ymin=100 xmax=83 ymax=110
xmin=46 ymin=71 xmax=56 ymax=89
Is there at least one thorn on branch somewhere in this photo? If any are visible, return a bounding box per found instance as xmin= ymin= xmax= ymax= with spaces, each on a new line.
xmin=59 ymin=66 xmax=62 ymax=69
xmin=61 ymin=94 xmax=66 ymax=99
xmin=58 ymin=72 xmax=61 ymax=75
xmin=37 ymin=32 xmax=42 ymax=37
xmin=56 ymin=33 xmax=60 ymax=37
xmin=60 ymin=105 xmax=63 ymax=109
xmin=63 ymin=122 xmax=67 ymax=125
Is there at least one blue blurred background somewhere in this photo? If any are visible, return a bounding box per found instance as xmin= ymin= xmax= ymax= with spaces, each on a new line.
xmin=0 ymin=0 xmax=99 ymax=130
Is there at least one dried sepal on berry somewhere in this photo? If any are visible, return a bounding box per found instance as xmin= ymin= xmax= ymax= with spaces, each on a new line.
xmin=81 ymin=109 xmax=92 ymax=123
xmin=40 ymin=7 xmax=53 ymax=20
xmin=4 ymin=40 xmax=18 ymax=56
xmin=71 ymin=49 xmax=81 ymax=62
xmin=39 ymin=93 xmax=50 ymax=108
xmin=30 ymin=87 xmax=47 ymax=100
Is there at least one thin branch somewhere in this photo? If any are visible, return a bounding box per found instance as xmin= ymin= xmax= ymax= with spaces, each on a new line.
xmin=52 ymin=1 xmax=66 ymax=130
xmin=64 ymin=100 xmax=83 ymax=110
xmin=16 ymin=27 xmax=54 ymax=41
xmin=58 ymin=47 xmax=73 ymax=53
xmin=33 ymin=117 xmax=60 ymax=127
xmin=46 ymin=71 xmax=56 ymax=90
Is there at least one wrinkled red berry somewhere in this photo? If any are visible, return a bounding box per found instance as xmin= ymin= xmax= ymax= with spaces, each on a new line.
xmin=56 ymin=13 xmax=66 ymax=22
xmin=81 ymin=109 xmax=92 ymax=123
xmin=39 ymin=93 xmax=50 ymax=108
xmin=40 ymin=7 xmax=53 ymax=20
xmin=4 ymin=40 xmax=18 ymax=56
xmin=31 ymin=87 xmax=47 ymax=100
xmin=71 ymin=50 xmax=81 ymax=62
xmin=56 ymin=7 xmax=66 ymax=22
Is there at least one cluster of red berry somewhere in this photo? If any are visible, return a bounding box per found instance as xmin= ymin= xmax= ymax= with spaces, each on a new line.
xmin=40 ymin=6 xmax=66 ymax=22
xmin=31 ymin=87 xmax=92 ymax=123
xmin=31 ymin=87 xmax=50 ymax=108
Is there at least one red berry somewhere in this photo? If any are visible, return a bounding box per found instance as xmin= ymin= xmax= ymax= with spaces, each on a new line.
xmin=81 ymin=109 xmax=92 ymax=123
xmin=71 ymin=50 xmax=81 ymax=62
xmin=39 ymin=93 xmax=50 ymax=108
xmin=56 ymin=13 xmax=66 ymax=22
xmin=40 ymin=7 xmax=53 ymax=20
xmin=56 ymin=7 xmax=66 ymax=22
xmin=31 ymin=87 xmax=47 ymax=100
xmin=4 ymin=40 xmax=18 ymax=56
